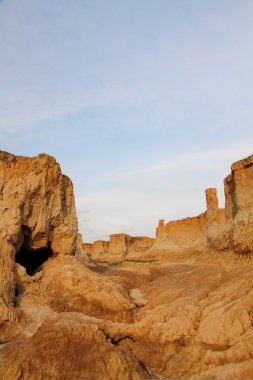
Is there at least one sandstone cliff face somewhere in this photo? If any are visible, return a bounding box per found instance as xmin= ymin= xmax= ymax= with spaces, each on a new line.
xmin=0 ymin=151 xmax=77 ymax=254
xmin=0 ymin=151 xmax=77 ymax=340
xmin=145 ymin=188 xmax=226 ymax=260
xmin=227 ymin=155 xmax=253 ymax=252
xmin=84 ymin=155 xmax=253 ymax=264
xmin=208 ymin=154 xmax=253 ymax=254
xmin=0 ymin=151 xmax=148 ymax=380
xmin=109 ymin=155 xmax=253 ymax=261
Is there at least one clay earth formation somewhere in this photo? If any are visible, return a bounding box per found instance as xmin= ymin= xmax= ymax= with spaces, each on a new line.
xmin=1 ymin=150 xmax=253 ymax=379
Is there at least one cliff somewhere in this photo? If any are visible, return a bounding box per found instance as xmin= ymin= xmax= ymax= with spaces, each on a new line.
xmin=83 ymin=154 xmax=253 ymax=263
xmin=152 ymin=187 xmax=226 ymax=256
xmin=208 ymin=154 xmax=253 ymax=254
xmin=0 ymin=151 xmax=78 ymax=339
xmin=150 ymin=154 xmax=253 ymax=259
xmin=0 ymin=151 xmax=147 ymax=379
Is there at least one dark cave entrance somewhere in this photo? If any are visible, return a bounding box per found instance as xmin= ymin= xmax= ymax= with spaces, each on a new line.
xmin=15 ymin=245 xmax=53 ymax=276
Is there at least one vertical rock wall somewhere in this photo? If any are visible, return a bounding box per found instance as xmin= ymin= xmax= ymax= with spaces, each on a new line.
xmin=226 ymin=154 xmax=253 ymax=253
xmin=0 ymin=151 xmax=78 ymax=322
xmin=81 ymin=153 xmax=253 ymax=262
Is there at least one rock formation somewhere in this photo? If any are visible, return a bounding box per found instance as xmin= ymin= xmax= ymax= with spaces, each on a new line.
xmin=0 ymin=151 xmax=147 ymax=379
xmin=207 ymin=154 xmax=253 ymax=255
xmin=0 ymin=151 xmax=77 ymax=343
xmin=82 ymin=187 xmax=226 ymax=263
xmin=84 ymin=154 xmax=253 ymax=263
xmin=81 ymin=233 xmax=154 ymax=264
xmin=1 ymin=151 xmax=253 ymax=380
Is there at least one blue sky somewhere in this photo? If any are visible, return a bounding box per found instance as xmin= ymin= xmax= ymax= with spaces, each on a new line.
xmin=1 ymin=0 xmax=253 ymax=242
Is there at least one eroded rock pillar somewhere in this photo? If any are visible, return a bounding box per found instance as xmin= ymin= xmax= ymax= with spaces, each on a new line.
xmin=156 ymin=219 xmax=166 ymax=239
xmin=205 ymin=188 xmax=219 ymax=226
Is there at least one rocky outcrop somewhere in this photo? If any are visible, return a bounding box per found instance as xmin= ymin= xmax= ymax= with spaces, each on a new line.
xmin=84 ymin=155 xmax=253 ymax=263
xmin=206 ymin=188 xmax=221 ymax=225
xmin=0 ymin=312 xmax=147 ymax=380
xmin=101 ymin=262 xmax=253 ymax=380
xmin=82 ymin=188 xmax=226 ymax=263
xmin=208 ymin=154 xmax=253 ymax=254
xmin=144 ymin=188 xmax=225 ymax=260
xmin=41 ymin=255 xmax=136 ymax=322
xmin=81 ymin=234 xmax=154 ymax=264
xmin=109 ymin=233 xmax=131 ymax=256
xmin=226 ymin=155 xmax=253 ymax=253
xmin=162 ymin=212 xmax=207 ymax=246
xmin=0 ymin=151 xmax=78 ymax=340
xmin=0 ymin=152 xmax=77 ymax=255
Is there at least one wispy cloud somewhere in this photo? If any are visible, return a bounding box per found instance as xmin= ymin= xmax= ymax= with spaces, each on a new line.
xmin=1 ymin=0 xmax=253 ymax=241
xmin=1 ymin=0 xmax=252 ymax=134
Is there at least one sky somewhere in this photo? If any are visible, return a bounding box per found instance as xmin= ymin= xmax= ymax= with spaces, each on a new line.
xmin=1 ymin=0 xmax=253 ymax=242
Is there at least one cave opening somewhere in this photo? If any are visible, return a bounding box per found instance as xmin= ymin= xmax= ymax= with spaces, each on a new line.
xmin=15 ymin=245 xmax=53 ymax=276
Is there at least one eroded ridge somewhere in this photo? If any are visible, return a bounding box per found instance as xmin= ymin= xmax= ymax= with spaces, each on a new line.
xmin=79 ymin=154 xmax=253 ymax=264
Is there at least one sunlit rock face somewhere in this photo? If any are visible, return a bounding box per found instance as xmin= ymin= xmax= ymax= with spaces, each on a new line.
xmin=81 ymin=233 xmax=155 ymax=264
xmin=226 ymin=155 xmax=253 ymax=253
xmin=0 ymin=151 xmax=77 ymax=254
xmin=0 ymin=151 xmax=78 ymax=341
xmin=82 ymin=154 xmax=253 ymax=262
xmin=208 ymin=154 xmax=253 ymax=254
xmin=1 ymin=151 xmax=253 ymax=380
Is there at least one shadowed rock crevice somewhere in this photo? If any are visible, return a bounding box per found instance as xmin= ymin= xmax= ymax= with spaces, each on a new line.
xmin=15 ymin=245 xmax=52 ymax=275
xmin=111 ymin=334 xmax=136 ymax=346
xmin=98 ymin=328 xmax=136 ymax=346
